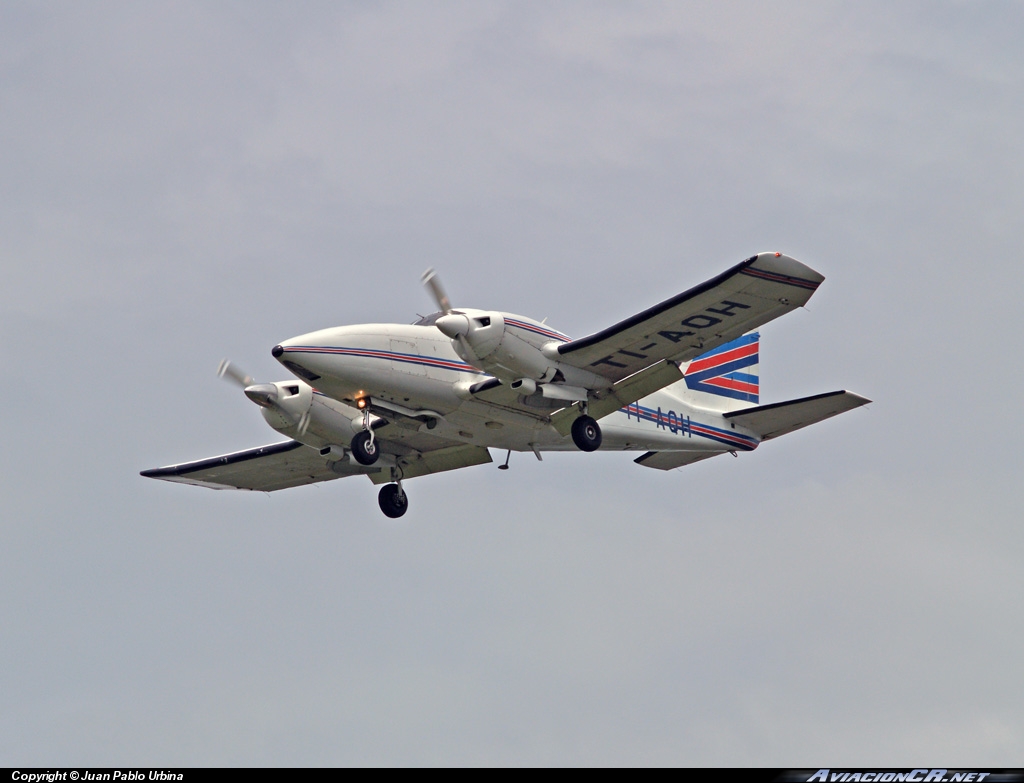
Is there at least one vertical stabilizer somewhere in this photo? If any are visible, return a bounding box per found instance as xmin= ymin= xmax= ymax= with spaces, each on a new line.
xmin=670 ymin=333 xmax=760 ymax=412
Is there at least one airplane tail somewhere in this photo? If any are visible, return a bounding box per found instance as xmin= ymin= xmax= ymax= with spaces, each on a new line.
xmin=669 ymin=332 xmax=760 ymax=412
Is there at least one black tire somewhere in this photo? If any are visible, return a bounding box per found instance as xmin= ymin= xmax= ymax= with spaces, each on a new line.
xmin=571 ymin=415 xmax=602 ymax=452
xmin=351 ymin=430 xmax=380 ymax=465
xmin=378 ymin=483 xmax=408 ymax=518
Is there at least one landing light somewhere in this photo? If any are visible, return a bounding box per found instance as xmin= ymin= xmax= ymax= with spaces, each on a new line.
xmin=356 ymin=397 xmax=368 ymax=409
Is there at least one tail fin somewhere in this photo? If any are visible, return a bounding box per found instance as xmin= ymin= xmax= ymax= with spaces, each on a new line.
xmin=669 ymin=332 xmax=760 ymax=412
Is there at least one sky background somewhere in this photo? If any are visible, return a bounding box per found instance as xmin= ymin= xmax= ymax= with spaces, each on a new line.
xmin=2 ymin=0 xmax=1023 ymax=766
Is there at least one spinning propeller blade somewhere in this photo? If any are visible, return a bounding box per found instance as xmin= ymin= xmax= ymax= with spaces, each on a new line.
xmin=217 ymin=359 xmax=254 ymax=388
xmin=421 ymin=268 xmax=452 ymax=314
xmin=421 ymin=269 xmax=483 ymax=365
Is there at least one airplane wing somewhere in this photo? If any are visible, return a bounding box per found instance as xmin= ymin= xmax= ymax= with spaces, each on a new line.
xmin=557 ymin=252 xmax=823 ymax=383
xmin=140 ymin=440 xmax=376 ymax=491
xmin=722 ymin=390 xmax=870 ymax=440
xmin=142 ymin=440 xmax=493 ymax=491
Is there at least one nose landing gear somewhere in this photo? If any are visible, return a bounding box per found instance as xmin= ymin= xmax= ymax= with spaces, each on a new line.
xmin=351 ymin=430 xmax=379 ymax=465
xmin=351 ymin=407 xmax=380 ymax=465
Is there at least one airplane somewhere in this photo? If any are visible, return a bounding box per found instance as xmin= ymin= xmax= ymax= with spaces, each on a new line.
xmin=142 ymin=252 xmax=870 ymax=518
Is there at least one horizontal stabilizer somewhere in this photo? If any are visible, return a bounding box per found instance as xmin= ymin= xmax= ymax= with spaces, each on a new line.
xmin=634 ymin=450 xmax=720 ymax=471
xmin=722 ymin=390 xmax=870 ymax=440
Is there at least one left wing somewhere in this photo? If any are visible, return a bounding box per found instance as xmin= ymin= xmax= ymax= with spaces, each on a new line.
xmin=142 ymin=440 xmax=492 ymax=491
xmin=141 ymin=440 xmax=375 ymax=491
xmin=557 ymin=252 xmax=823 ymax=383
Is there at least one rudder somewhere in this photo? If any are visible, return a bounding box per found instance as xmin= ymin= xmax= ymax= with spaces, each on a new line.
xmin=669 ymin=332 xmax=760 ymax=412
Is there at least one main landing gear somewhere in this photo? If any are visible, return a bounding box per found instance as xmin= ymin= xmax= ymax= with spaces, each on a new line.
xmin=351 ymin=407 xmax=379 ymax=465
xmin=571 ymin=414 xmax=602 ymax=452
xmin=378 ymin=482 xmax=408 ymax=518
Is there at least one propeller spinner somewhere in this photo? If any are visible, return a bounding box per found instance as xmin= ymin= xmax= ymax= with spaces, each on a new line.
xmin=217 ymin=359 xmax=310 ymax=434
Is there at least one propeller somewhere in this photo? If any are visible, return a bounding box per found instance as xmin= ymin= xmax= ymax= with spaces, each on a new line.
xmin=217 ymin=359 xmax=254 ymax=389
xmin=217 ymin=359 xmax=310 ymax=435
xmin=421 ymin=269 xmax=479 ymax=363
xmin=421 ymin=268 xmax=452 ymax=314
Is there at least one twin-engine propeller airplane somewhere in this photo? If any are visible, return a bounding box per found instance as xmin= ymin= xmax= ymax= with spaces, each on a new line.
xmin=142 ymin=252 xmax=869 ymax=518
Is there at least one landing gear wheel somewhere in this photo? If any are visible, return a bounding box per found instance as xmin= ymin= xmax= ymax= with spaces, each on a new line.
xmin=378 ymin=483 xmax=408 ymax=518
xmin=351 ymin=430 xmax=380 ymax=465
xmin=571 ymin=415 xmax=602 ymax=452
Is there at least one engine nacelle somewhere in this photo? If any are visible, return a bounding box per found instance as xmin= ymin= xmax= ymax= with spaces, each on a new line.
xmin=256 ymin=380 xmax=365 ymax=448
xmin=257 ymin=380 xmax=312 ymax=430
xmin=446 ymin=309 xmax=557 ymax=383
xmin=433 ymin=309 xmax=610 ymax=391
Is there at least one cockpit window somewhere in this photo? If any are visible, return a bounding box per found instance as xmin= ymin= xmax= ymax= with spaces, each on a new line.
xmin=413 ymin=312 xmax=443 ymax=326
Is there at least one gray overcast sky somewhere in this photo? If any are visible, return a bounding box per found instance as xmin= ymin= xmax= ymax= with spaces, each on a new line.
xmin=2 ymin=0 xmax=1023 ymax=766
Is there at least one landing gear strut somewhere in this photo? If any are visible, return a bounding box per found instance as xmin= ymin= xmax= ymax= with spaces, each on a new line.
xmin=571 ymin=414 xmax=602 ymax=452
xmin=378 ymin=483 xmax=408 ymax=518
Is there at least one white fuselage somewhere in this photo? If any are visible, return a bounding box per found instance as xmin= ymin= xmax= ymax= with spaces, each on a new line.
xmin=270 ymin=314 xmax=760 ymax=457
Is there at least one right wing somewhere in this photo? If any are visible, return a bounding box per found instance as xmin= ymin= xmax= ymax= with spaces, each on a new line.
xmin=557 ymin=252 xmax=823 ymax=383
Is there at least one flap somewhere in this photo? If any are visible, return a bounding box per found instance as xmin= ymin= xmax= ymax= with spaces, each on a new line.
xmin=633 ymin=450 xmax=721 ymax=470
xmin=368 ymin=444 xmax=493 ymax=485
xmin=551 ymin=359 xmax=684 ymax=434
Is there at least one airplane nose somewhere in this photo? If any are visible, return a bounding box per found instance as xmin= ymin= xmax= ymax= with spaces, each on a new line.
xmin=272 ymin=345 xmax=284 ymax=358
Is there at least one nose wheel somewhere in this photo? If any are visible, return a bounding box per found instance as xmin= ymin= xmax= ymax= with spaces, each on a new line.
xmin=350 ymin=430 xmax=379 ymax=465
xmin=378 ymin=483 xmax=408 ymax=518
xmin=571 ymin=414 xmax=602 ymax=452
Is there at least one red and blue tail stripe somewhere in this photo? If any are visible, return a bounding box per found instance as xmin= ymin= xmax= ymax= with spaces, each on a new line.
xmin=684 ymin=333 xmax=759 ymax=403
